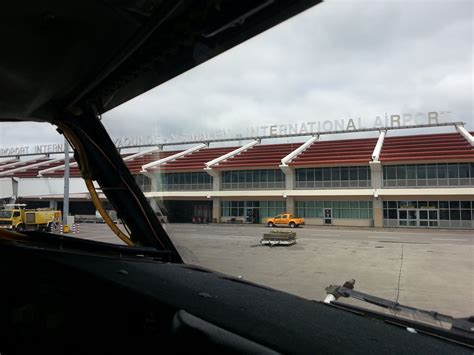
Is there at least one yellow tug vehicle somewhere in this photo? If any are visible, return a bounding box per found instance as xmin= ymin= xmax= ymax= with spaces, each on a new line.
xmin=0 ymin=204 xmax=61 ymax=232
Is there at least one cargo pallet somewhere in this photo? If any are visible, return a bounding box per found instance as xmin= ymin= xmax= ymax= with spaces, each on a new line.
xmin=260 ymin=231 xmax=297 ymax=246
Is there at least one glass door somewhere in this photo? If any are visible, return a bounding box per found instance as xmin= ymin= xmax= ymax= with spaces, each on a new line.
xmin=419 ymin=209 xmax=439 ymax=227
xmin=245 ymin=208 xmax=253 ymax=223
xmin=398 ymin=209 xmax=417 ymax=227
xmin=245 ymin=208 xmax=260 ymax=224
xmin=324 ymin=208 xmax=332 ymax=224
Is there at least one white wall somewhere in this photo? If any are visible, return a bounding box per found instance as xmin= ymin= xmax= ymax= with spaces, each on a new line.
xmin=18 ymin=178 xmax=88 ymax=197
xmin=0 ymin=178 xmax=13 ymax=199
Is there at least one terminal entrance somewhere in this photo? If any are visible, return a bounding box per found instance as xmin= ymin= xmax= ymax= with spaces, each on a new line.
xmin=245 ymin=207 xmax=260 ymax=224
xmin=398 ymin=209 xmax=439 ymax=227
xmin=164 ymin=200 xmax=212 ymax=223
xmin=324 ymin=208 xmax=332 ymax=225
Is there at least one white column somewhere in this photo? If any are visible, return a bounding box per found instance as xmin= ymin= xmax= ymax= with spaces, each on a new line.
xmin=279 ymin=136 xmax=317 ymax=192
xmin=370 ymin=161 xmax=383 ymax=189
xmin=11 ymin=177 xmax=18 ymax=203
xmin=204 ymin=168 xmax=221 ymax=191
xmin=146 ymin=172 xmax=160 ymax=212
xmin=286 ymin=196 xmax=295 ymax=215
xmin=279 ymin=165 xmax=294 ymax=190
xmin=212 ymin=198 xmax=220 ymax=223
xmin=373 ymin=198 xmax=383 ymax=228
xmin=370 ymin=161 xmax=383 ymax=227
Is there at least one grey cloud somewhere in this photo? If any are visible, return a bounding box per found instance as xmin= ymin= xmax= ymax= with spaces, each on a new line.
xmin=1 ymin=0 xmax=472 ymax=150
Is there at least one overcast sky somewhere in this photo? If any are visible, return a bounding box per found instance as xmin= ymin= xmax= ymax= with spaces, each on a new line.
xmin=0 ymin=0 xmax=472 ymax=150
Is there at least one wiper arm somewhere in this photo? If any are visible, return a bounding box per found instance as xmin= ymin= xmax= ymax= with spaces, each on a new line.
xmin=324 ymin=280 xmax=474 ymax=342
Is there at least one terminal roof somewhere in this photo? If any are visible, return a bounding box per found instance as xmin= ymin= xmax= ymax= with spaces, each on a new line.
xmin=2 ymin=131 xmax=474 ymax=178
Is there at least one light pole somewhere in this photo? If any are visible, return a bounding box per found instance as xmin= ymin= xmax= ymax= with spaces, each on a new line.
xmin=63 ymin=137 xmax=69 ymax=226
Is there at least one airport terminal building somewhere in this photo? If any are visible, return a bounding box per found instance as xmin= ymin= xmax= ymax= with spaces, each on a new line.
xmin=1 ymin=124 xmax=474 ymax=229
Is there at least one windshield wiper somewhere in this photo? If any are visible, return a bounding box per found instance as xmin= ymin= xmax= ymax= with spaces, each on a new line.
xmin=324 ymin=280 xmax=474 ymax=347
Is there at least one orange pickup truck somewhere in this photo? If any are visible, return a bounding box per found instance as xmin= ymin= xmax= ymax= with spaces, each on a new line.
xmin=266 ymin=213 xmax=305 ymax=228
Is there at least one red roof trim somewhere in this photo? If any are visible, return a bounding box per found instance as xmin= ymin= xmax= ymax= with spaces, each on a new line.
xmin=4 ymin=132 xmax=474 ymax=177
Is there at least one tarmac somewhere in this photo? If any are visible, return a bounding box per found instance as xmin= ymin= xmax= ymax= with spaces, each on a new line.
xmin=74 ymin=223 xmax=474 ymax=318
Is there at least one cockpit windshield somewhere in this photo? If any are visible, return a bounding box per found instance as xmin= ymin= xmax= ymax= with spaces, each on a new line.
xmin=0 ymin=0 xmax=472 ymax=335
